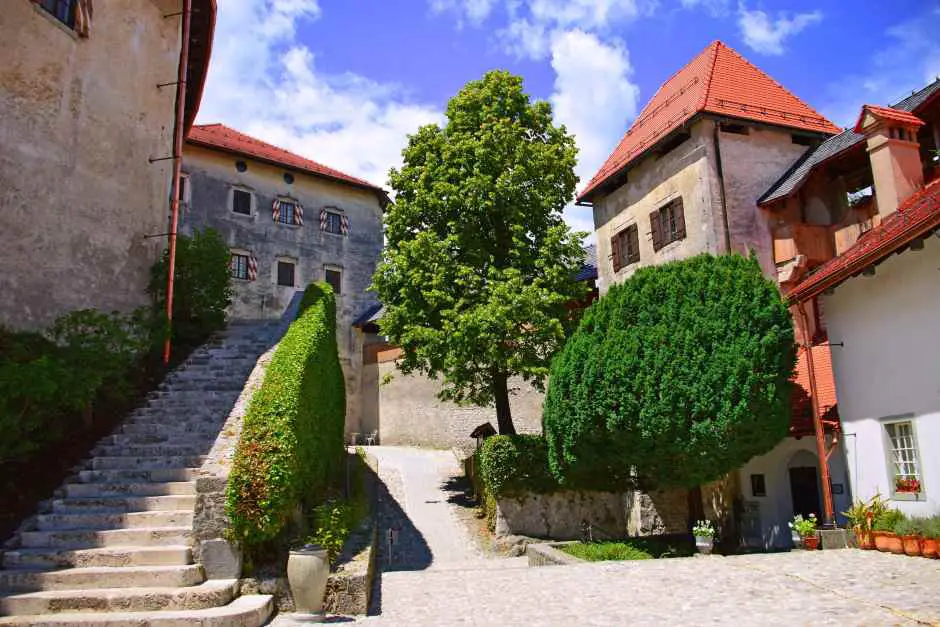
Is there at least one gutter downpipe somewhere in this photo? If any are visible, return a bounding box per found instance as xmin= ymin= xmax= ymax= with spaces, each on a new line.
xmin=795 ymin=300 xmax=836 ymax=528
xmin=163 ymin=0 xmax=193 ymax=366
xmin=712 ymin=123 xmax=732 ymax=253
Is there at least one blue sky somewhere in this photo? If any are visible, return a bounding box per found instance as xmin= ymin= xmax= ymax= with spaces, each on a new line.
xmin=198 ymin=0 xmax=940 ymax=234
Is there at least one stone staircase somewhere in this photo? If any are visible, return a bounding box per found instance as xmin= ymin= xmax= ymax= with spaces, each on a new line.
xmin=0 ymin=321 xmax=282 ymax=625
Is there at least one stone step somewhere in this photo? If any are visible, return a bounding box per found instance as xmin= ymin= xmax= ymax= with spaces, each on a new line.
xmin=34 ymin=511 xmax=194 ymax=531
xmin=100 ymin=434 xmax=214 ymax=447
xmin=2 ymin=546 xmax=192 ymax=569
xmin=120 ymin=423 xmax=220 ymax=436
xmin=91 ymin=444 xmax=209 ymax=457
xmin=0 ymin=579 xmax=236 ymax=615
xmin=51 ymin=495 xmax=196 ymax=514
xmin=90 ymin=456 xmax=205 ymax=470
xmin=0 ymin=594 xmax=273 ymax=626
xmin=18 ymin=527 xmax=192 ymax=550
xmin=77 ymin=469 xmax=198 ymax=483
xmin=63 ymin=482 xmax=196 ymax=498
xmin=0 ymin=565 xmax=204 ymax=593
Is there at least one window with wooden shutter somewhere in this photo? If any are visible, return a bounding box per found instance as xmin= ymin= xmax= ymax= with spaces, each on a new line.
xmin=610 ymin=234 xmax=622 ymax=272
xmin=673 ymin=198 xmax=686 ymax=240
xmin=626 ymin=223 xmax=640 ymax=264
xmin=650 ymin=209 xmax=663 ymax=251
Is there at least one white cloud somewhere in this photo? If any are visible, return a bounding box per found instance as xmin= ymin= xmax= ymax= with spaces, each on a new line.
xmin=737 ymin=5 xmax=822 ymax=56
xmin=429 ymin=0 xmax=498 ymax=26
xmin=197 ymin=0 xmax=443 ymax=188
xmin=680 ymin=0 xmax=731 ymax=17
xmin=550 ymin=30 xmax=640 ymax=240
xmin=498 ymin=18 xmax=549 ymax=60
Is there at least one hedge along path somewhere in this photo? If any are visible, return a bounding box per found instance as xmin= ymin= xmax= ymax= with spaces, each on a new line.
xmin=226 ymin=282 xmax=346 ymax=547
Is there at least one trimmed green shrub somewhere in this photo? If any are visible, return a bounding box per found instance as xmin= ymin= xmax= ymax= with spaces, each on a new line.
xmin=544 ymin=253 xmax=796 ymax=489
xmin=226 ymin=282 xmax=346 ymax=548
xmin=149 ymin=228 xmax=233 ymax=348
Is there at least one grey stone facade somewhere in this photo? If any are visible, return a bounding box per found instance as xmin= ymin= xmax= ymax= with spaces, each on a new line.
xmin=180 ymin=138 xmax=386 ymax=432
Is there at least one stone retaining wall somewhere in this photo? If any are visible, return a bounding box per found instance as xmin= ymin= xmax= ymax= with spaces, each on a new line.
xmin=526 ymin=542 xmax=582 ymax=567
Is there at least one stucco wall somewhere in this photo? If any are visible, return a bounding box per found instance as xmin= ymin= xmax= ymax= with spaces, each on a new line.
xmin=370 ymin=359 xmax=544 ymax=450
xmin=0 ymin=2 xmax=179 ymax=328
xmin=592 ymin=121 xmax=722 ymax=294
xmin=823 ymin=235 xmax=940 ymax=517
xmin=718 ymin=125 xmax=811 ymax=277
xmin=180 ymin=144 xmax=384 ymax=432
xmin=737 ymin=436 xmax=851 ymax=549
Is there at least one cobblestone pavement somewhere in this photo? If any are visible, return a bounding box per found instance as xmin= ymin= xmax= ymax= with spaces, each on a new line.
xmin=274 ymin=447 xmax=940 ymax=626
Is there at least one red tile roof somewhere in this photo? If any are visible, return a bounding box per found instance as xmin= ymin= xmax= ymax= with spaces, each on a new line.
xmin=186 ymin=124 xmax=386 ymax=194
xmin=790 ymin=343 xmax=840 ymax=436
xmin=578 ymin=41 xmax=841 ymax=202
xmin=787 ymin=179 xmax=940 ymax=303
xmin=853 ymin=104 xmax=925 ymax=133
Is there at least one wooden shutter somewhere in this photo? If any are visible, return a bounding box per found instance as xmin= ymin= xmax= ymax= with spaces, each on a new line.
xmin=673 ymin=198 xmax=686 ymax=240
xmin=610 ymin=234 xmax=622 ymax=272
xmin=627 ymin=224 xmax=640 ymax=264
xmin=650 ymin=209 xmax=663 ymax=251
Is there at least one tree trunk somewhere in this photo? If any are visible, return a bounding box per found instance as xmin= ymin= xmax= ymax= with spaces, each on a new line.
xmin=687 ymin=485 xmax=705 ymax=530
xmin=492 ymin=371 xmax=516 ymax=435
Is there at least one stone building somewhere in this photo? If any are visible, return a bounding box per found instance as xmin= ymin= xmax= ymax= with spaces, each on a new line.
xmin=0 ymin=0 xmax=214 ymax=328
xmin=579 ymin=40 xmax=856 ymax=548
xmin=180 ymin=123 xmax=389 ymax=433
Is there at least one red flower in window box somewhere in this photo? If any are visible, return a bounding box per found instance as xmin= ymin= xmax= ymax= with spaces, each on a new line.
xmin=895 ymin=477 xmax=921 ymax=493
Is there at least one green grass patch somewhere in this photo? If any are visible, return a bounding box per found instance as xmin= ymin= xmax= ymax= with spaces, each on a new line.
xmin=560 ymin=537 xmax=693 ymax=562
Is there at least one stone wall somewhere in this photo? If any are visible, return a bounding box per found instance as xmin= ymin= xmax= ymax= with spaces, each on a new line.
xmin=0 ymin=1 xmax=179 ymax=328
xmin=492 ymin=488 xmax=689 ymax=540
xmin=181 ymin=145 xmax=385 ymax=431
xmin=365 ymin=358 xmax=545 ymax=450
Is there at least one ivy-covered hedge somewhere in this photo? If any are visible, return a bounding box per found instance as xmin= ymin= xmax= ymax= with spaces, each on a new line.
xmin=477 ymin=434 xmax=628 ymax=497
xmin=226 ymin=282 xmax=346 ymax=548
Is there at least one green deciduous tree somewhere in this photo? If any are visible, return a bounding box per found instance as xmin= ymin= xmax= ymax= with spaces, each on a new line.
xmin=544 ymin=254 xmax=796 ymax=489
xmin=373 ymin=70 xmax=586 ymax=435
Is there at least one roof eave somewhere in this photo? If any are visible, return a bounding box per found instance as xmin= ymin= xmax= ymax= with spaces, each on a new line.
xmin=183 ymin=0 xmax=216 ymax=134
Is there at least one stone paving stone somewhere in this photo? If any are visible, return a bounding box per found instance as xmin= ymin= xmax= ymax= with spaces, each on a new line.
xmin=274 ymin=447 xmax=940 ymax=626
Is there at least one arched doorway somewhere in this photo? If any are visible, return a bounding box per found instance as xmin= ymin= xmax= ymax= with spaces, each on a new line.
xmin=788 ymin=450 xmax=821 ymax=519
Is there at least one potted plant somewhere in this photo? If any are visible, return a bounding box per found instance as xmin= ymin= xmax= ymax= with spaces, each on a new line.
xmin=922 ymin=517 xmax=939 ymax=559
xmin=872 ymin=509 xmax=905 ymax=554
xmin=842 ymin=500 xmax=873 ymax=549
xmin=693 ymin=520 xmax=715 ymax=555
xmin=894 ymin=476 xmax=922 ymax=494
xmin=789 ymin=514 xmax=819 ymax=550
xmin=895 ymin=519 xmax=922 ymax=556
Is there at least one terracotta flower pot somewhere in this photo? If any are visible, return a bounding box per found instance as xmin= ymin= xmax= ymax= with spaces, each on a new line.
xmin=881 ymin=533 xmax=904 ymax=554
xmin=921 ymin=538 xmax=938 ymax=559
xmin=873 ymin=531 xmax=889 ymax=551
xmin=902 ymin=535 xmax=922 ymax=556
xmin=803 ymin=535 xmax=820 ymax=550
xmin=854 ymin=527 xmax=874 ymax=550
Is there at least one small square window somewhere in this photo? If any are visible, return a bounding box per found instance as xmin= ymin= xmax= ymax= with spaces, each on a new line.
xmin=231 ymin=253 xmax=249 ymax=280
xmin=324 ymin=211 xmax=343 ymax=235
xmin=885 ymin=420 xmax=923 ymax=496
xmin=232 ymin=189 xmax=252 ymax=215
xmin=277 ymin=261 xmax=296 ymax=287
xmin=278 ymin=202 xmax=296 ymax=225
xmin=39 ymin=0 xmax=77 ymax=29
xmin=325 ymin=268 xmax=342 ymax=294
xmin=750 ymin=474 xmax=767 ymax=497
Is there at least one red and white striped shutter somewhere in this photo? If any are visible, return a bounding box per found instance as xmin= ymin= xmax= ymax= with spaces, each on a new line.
xmin=295 ymin=203 xmax=304 ymax=226
xmin=272 ymin=199 xmax=281 ymax=222
xmin=319 ymin=209 xmax=327 ymax=231
xmin=248 ymin=254 xmax=258 ymax=281
xmin=341 ymin=214 xmax=349 ymax=235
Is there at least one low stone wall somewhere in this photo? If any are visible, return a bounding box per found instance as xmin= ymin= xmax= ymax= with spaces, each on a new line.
xmin=324 ymin=522 xmax=377 ymax=615
xmin=526 ymin=542 xmax=582 ymax=567
xmin=493 ymin=488 xmax=689 ymax=540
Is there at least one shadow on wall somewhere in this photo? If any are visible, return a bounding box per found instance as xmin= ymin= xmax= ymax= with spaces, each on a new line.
xmin=367 ymin=460 xmax=432 ymax=617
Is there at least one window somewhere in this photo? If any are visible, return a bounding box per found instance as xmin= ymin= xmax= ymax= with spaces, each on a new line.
xmin=277 ymin=261 xmax=296 ymax=287
xmin=39 ymin=0 xmax=76 ymax=29
xmin=277 ymin=201 xmax=296 ymax=225
xmin=232 ymin=189 xmax=252 ymax=215
xmin=324 ymin=210 xmax=343 ymax=234
xmin=750 ymin=474 xmax=767 ymax=497
xmin=231 ymin=253 xmax=250 ymax=280
xmin=649 ymin=197 xmax=686 ymax=252
xmin=719 ymin=122 xmax=749 ymax=135
xmin=178 ymin=174 xmax=191 ymax=209
xmin=885 ymin=421 xmax=923 ymax=496
xmin=325 ymin=267 xmax=342 ymax=294
xmin=610 ymin=223 xmax=640 ymax=272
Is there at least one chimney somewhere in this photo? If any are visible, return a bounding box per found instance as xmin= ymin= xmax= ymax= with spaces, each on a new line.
xmin=854 ymin=105 xmax=925 ymax=216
